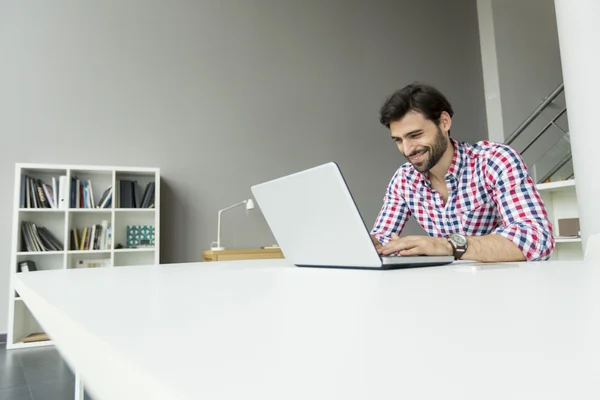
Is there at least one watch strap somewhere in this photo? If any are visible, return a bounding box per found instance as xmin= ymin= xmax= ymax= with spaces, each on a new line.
xmin=447 ymin=235 xmax=467 ymax=260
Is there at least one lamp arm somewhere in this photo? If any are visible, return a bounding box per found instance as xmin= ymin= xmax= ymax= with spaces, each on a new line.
xmin=216 ymin=200 xmax=248 ymax=248
xmin=218 ymin=200 xmax=247 ymax=213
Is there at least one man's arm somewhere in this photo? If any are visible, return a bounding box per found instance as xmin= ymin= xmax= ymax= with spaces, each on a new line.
xmin=484 ymin=144 xmax=555 ymax=261
xmin=370 ymin=170 xmax=411 ymax=247
xmin=378 ymin=233 xmax=525 ymax=262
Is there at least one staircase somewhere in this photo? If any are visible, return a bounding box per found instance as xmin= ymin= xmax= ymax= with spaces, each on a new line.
xmin=504 ymin=82 xmax=573 ymax=183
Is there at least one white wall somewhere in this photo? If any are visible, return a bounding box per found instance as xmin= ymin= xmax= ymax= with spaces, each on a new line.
xmin=0 ymin=0 xmax=487 ymax=333
xmin=477 ymin=0 xmax=569 ymax=180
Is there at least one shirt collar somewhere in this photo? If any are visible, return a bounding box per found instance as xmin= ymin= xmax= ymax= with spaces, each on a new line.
xmin=445 ymin=138 xmax=463 ymax=180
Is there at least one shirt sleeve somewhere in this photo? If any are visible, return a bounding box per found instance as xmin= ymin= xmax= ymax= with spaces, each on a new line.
xmin=370 ymin=169 xmax=411 ymax=246
xmin=485 ymin=144 xmax=555 ymax=261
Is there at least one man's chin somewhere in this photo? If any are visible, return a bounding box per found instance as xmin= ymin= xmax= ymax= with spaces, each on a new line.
xmin=410 ymin=159 xmax=430 ymax=173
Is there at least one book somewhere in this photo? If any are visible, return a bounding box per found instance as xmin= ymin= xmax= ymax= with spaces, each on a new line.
xmin=22 ymin=332 xmax=49 ymax=343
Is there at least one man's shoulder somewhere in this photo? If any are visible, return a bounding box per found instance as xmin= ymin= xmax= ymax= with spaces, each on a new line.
xmin=460 ymin=140 xmax=522 ymax=162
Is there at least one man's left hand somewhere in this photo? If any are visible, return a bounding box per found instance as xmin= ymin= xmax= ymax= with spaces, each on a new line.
xmin=378 ymin=233 xmax=453 ymax=257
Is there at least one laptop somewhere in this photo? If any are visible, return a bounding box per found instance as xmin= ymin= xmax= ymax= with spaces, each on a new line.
xmin=250 ymin=162 xmax=454 ymax=270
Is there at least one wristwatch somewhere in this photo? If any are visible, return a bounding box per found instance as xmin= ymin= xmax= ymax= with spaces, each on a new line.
xmin=447 ymin=233 xmax=468 ymax=260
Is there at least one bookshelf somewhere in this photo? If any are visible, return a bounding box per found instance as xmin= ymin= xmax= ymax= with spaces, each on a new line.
xmin=536 ymin=179 xmax=581 ymax=260
xmin=7 ymin=163 xmax=160 ymax=349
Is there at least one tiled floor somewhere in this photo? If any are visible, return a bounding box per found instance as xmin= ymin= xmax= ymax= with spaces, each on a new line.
xmin=0 ymin=339 xmax=93 ymax=400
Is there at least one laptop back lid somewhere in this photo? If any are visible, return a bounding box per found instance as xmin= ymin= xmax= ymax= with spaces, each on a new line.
xmin=251 ymin=162 xmax=383 ymax=268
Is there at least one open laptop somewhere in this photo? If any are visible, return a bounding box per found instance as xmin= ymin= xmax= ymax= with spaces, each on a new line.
xmin=250 ymin=162 xmax=454 ymax=270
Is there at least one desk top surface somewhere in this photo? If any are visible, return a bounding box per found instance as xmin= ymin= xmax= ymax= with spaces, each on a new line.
xmin=15 ymin=259 xmax=600 ymax=400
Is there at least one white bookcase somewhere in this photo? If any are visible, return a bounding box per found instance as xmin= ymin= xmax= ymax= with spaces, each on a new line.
xmin=537 ymin=179 xmax=582 ymax=260
xmin=7 ymin=163 xmax=160 ymax=349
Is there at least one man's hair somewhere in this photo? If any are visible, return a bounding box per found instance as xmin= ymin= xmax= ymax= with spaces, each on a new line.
xmin=379 ymin=82 xmax=454 ymax=129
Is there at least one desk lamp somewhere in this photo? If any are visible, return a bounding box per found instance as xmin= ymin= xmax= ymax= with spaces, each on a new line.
xmin=210 ymin=198 xmax=255 ymax=251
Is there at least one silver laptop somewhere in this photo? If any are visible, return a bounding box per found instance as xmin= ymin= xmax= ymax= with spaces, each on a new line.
xmin=251 ymin=162 xmax=454 ymax=270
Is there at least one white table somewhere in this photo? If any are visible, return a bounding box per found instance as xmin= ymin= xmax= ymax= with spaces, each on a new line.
xmin=14 ymin=259 xmax=600 ymax=400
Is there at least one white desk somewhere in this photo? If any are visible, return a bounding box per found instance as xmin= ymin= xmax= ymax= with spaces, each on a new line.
xmin=14 ymin=259 xmax=600 ymax=400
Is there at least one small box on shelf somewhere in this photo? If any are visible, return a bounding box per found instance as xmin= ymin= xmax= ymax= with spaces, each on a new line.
xmin=126 ymin=225 xmax=155 ymax=248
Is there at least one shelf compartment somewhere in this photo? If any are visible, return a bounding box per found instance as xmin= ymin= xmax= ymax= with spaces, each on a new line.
xmin=115 ymin=170 xmax=156 ymax=209
xmin=114 ymin=249 xmax=156 ymax=267
xmin=113 ymin=212 xmax=156 ymax=250
xmin=18 ymin=167 xmax=67 ymax=210
xmin=68 ymin=211 xmax=112 ymax=251
xmin=67 ymin=252 xmax=112 ymax=269
xmin=15 ymin=252 xmax=65 ymax=272
xmin=68 ymin=169 xmax=113 ymax=209
xmin=17 ymin=211 xmax=65 ymax=253
xmin=10 ymin=301 xmax=51 ymax=347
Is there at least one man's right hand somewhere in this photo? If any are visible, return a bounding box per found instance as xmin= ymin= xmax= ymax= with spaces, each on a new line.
xmin=370 ymin=235 xmax=383 ymax=250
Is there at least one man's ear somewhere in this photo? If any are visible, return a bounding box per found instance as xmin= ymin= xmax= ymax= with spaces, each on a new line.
xmin=440 ymin=111 xmax=452 ymax=134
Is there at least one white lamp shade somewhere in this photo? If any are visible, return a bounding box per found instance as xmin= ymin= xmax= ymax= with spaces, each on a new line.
xmin=246 ymin=199 xmax=255 ymax=210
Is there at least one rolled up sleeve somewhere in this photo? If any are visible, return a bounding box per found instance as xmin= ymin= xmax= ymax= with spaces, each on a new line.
xmin=485 ymin=145 xmax=555 ymax=261
xmin=370 ymin=170 xmax=411 ymax=246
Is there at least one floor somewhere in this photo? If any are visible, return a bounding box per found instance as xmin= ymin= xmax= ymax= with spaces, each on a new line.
xmin=0 ymin=338 xmax=93 ymax=400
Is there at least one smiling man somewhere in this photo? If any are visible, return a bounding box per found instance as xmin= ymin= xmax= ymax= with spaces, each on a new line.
xmin=370 ymin=83 xmax=555 ymax=262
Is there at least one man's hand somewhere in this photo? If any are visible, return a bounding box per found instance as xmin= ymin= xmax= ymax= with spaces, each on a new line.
xmin=370 ymin=235 xmax=383 ymax=251
xmin=378 ymin=233 xmax=453 ymax=257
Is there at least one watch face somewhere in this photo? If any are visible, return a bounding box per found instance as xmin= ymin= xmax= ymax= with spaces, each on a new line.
xmin=450 ymin=233 xmax=467 ymax=246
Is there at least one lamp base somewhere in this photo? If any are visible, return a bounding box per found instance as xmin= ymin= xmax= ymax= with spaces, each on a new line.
xmin=210 ymin=246 xmax=225 ymax=251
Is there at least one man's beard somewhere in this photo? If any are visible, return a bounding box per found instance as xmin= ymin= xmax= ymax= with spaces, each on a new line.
xmin=405 ymin=127 xmax=448 ymax=173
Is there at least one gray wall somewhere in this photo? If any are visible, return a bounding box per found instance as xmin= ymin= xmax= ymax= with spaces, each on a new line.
xmin=0 ymin=0 xmax=487 ymax=333
xmin=478 ymin=0 xmax=569 ymax=179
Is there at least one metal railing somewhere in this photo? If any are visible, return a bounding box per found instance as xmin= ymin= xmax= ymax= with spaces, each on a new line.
xmin=505 ymin=82 xmax=565 ymax=147
xmin=504 ymin=82 xmax=571 ymax=183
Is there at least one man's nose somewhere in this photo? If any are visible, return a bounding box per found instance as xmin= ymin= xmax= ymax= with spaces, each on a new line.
xmin=403 ymin=144 xmax=416 ymax=157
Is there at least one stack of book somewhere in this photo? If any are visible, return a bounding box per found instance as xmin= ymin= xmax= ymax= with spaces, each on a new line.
xmin=20 ymin=221 xmax=64 ymax=252
xmin=70 ymin=177 xmax=111 ymax=208
xmin=117 ymin=181 xmax=155 ymax=208
xmin=71 ymin=221 xmax=112 ymax=251
xmin=20 ymin=175 xmax=60 ymax=209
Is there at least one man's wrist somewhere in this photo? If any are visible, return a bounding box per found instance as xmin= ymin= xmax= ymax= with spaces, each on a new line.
xmin=441 ymin=237 xmax=454 ymax=256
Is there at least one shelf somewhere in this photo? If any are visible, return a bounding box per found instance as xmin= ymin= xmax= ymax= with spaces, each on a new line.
xmin=69 ymin=208 xmax=112 ymax=212
xmin=16 ymin=251 xmax=64 ymax=256
xmin=114 ymin=248 xmax=156 ymax=253
xmin=67 ymin=250 xmax=111 ymax=255
xmin=10 ymin=340 xmax=54 ymax=350
xmin=555 ymin=237 xmax=582 ymax=243
xmin=115 ymin=208 xmax=155 ymax=212
xmin=537 ymin=179 xmax=576 ymax=192
xmin=18 ymin=208 xmax=64 ymax=212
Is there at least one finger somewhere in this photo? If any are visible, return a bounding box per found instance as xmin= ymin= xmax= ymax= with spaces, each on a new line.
xmin=391 ymin=232 xmax=400 ymax=240
xmin=381 ymin=240 xmax=417 ymax=255
xmin=398 ymin=246 xmax=424 ymax=256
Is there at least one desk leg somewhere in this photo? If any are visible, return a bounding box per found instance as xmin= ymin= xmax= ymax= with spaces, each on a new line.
xmin=75 ymin=373 xmax=84 ymax=400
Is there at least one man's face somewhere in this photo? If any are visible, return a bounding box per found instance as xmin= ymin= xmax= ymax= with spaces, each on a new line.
xmin=390 ymin=111 xmax=449 ymax=173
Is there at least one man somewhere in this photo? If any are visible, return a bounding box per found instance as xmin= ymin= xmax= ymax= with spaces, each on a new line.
xmin=370 ymin=83 xmax=554 ymax=262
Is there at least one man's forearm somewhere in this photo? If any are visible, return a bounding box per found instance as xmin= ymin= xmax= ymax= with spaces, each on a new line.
xmin=463 ymin=234 xmax=526 ymax=262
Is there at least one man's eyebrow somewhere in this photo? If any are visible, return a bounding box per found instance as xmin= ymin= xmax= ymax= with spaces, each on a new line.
xmin=391 ymin=129 xmax=424 ymax=139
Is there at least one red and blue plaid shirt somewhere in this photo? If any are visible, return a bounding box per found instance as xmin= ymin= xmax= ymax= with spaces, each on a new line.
xmin=371 ymin=139 xmax=555 ymax=261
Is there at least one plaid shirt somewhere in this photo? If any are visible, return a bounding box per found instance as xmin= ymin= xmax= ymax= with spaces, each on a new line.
xmin=371 ymin=139 xmax=555 ymax=261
